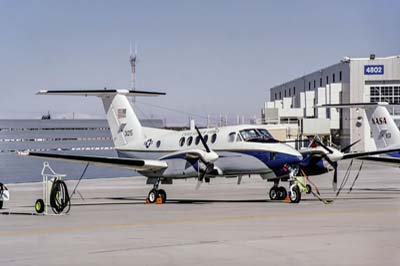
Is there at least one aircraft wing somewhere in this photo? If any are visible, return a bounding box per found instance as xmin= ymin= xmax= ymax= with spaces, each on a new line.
xmin=25 ymin=152 xmax=168 ymax=171
xmin=342 ymin=148 xmax=400 ymax=160
xmin=357 ymin=156 xmax=400 ymax=165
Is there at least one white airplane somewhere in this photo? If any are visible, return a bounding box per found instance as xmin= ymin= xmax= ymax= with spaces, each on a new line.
xmin=26 ymin=91 xmax=400 ymax=203
xmin=27 ymin=89 xmax=307 ymax=203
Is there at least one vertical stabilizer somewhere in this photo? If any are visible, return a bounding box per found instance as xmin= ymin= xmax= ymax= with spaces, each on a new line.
xmin=101 ymin=93 xmax=143 ymax=148
xmin=365 ymin=105 xmax=400 ymax=149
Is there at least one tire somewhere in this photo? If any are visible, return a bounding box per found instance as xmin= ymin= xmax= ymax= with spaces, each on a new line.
xmin=148 ymin=189 xmax=158 ymax=203
xmin=289 ymin=186 xmax=301 ymax=203
xmin=269 ymin=187 xmax=278 ymax=200
xmin=35 ymin=199 xmax=45 ymax=213
xmin=0 ymin=200 xmax=3 ymax=209
xmin=306 ymin=184 xmax=312 ymax=194
xmin=277 ymin=187 xmax=287 ymax=200
xmin=158 ymin=189 xmax=167 ymax=203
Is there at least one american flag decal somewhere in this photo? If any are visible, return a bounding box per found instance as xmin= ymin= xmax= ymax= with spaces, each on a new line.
xmin=117 ymin=108 xmax=126 ymax=119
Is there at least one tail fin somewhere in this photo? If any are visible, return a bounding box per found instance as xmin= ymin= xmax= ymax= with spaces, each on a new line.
xmin=364 ymin=104 xmax=400 ymax=149
xmin=318 ymin=102 xmax=400 ymax=149
xmin=37 ymin=89 xmax=165 ymax=148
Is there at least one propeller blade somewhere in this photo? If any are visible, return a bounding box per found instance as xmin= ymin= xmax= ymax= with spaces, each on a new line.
xmin=315 ymin=139 xmax=334 ymax=154
xmin=196 ymin=170 xmax=207 ymax=190
xmin=340 ymin=139 xmax=361 ymax=153
xmin=332 ymin=164 xmax=338 ymax=192
xmin=195 ymin=179 xmax=202 ymax=190
xmin=195 ymin=126 xmax=210 ymax=153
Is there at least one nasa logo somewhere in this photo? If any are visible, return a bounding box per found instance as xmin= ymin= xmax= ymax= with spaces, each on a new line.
xmin=371 ymin=117 xmax=387 ymax=125
xmin=144 ymin=138 xmax=153 ymax=148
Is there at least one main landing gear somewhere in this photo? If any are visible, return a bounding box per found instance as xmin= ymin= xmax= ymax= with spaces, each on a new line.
xmin=269 ymin=182 xmax=301 ymax=203
xmin=147 ymin=178 xmax=167 ymax=204
xmin=269 ymin=167 xmax=303 ymax=203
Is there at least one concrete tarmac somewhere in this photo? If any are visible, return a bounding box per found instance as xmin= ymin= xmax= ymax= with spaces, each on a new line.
xmin=0 ymin=160 xmax=399 ymax=266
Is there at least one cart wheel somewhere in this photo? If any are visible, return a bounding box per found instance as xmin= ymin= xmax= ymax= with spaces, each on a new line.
xmin=0 ymin=200 xmax=3 ymax=209
xmin=35 ymin=199 xmax=45 ymax=213
xmin=306 ymin=184 xmax=312 ymax=194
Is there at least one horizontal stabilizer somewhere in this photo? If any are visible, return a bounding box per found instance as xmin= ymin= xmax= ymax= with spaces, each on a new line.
xmin=316 ymin=102 xmax=390 ymax=108
xmin=37 ymin=89 xmax=166 ymax=97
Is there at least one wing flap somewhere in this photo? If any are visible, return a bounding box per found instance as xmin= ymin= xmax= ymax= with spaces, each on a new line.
xmin=25 ymin=152 xmax=168 ymax=171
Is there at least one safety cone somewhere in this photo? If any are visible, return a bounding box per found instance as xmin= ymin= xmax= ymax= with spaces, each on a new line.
xmin=284 ymin=193 xmax=290 ymax=202
xmin=156 ymin=197 xmax=163 ymax=204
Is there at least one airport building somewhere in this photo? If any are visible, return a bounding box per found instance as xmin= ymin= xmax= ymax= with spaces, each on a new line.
xmin=261 ymin=54 xmax=400 ymax=152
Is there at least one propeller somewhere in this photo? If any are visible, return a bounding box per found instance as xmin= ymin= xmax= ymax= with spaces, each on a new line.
xmin=194 ymin=126 xmax=216 ymax=190
xmin=313 ymin=139 xmax=339 ymax=191
xmin=340 ymin=139 xmax=361 ymax=153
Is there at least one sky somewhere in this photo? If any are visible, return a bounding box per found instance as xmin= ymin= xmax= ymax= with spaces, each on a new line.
xmin=0 ymin=0 xmax=399 ymax=125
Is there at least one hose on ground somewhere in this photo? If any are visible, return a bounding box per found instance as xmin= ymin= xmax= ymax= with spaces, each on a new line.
xmin=50 ymin=180 xmax=71 ymax=214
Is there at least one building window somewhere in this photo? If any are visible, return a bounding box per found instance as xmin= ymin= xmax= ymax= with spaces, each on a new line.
xmin=320 ymin=78 xmax=322 ymax=87
xmin=289 ymin=89 xmax=291 ymax=97
xmin=339 ymin=71 xmax=342 ymax=81
xmin=293 ymin=87 xmax=296 ymax=95
xmin=313 ymin=80 xmax=316 ymax=89
xmin=369 ymin=86 xmax=399 ymax=104
xmin=308 ymin=81 xmax=311 ymax=90
xmin=284 ymin=90 xmax=286 ymax=97
xmin=279 ymin=92 xmax=281 ymax=99
xmin=326 ymin=76 xmax=329 ymax=84
xmin=275 ymin=93 xmax=277 ymax=100
xmin=333 ymin=73 xmax=336 ymax=83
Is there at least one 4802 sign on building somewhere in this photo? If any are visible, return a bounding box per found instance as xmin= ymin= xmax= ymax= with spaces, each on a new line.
xmin=364 ymin=65 xmax=384 ymax=75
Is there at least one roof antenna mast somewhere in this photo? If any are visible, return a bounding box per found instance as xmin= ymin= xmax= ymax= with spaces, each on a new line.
xmin=129 ymin=42 xmax=138 ymax=102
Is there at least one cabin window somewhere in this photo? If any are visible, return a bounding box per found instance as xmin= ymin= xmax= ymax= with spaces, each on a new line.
xmin=270 ymin=152 xmax=276 ymax=160
xmin=187 ymin=136 xmax=193 ymax=146
xmin=228 ymin=132 xmax=236 ymax=142
xmin=236 ymin=134 xmax=242 ymax=142
xmin=195 ymin=136 xmax=201 ymax=145
xmin=211 ymin=133 xmax=217 ymax=143
xmin=179 ymin=137 xmax=185 ymax=147
xmin=156 ymin=140 xmax=161 ymax=148
xmin=203 ymin=134 xmax=209 ymax=143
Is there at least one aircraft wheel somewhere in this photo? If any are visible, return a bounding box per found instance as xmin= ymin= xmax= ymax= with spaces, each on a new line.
xmin=148 ymin=189 xmax=158 ymax=203
xmin=158 ymin=189 xmax=167 ymax=203
xmin=269 ymin=187 xmax=279 ymax=200
xmin=277 ymin=187 xmax=287 ymax=200
xmin=0 ymin=200 xmax=3 ymax=209
xmin=289 ymin=186 xmax=301 ymax=203
xmin=35 ymin=199 xmax=45 ymax=213
xmin=306 ymin=184 xmax=312 ymax=194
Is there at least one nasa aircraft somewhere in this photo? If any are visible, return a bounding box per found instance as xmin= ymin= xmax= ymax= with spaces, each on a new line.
xmin=320 ymin=102 xmax=400 ymax=164
xmin=25 ymin=90 xmax=400 ymax=203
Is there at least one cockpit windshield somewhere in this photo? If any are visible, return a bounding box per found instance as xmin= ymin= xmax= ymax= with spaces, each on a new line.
xmin=239 ymin=128 xmax=278 ymax=143
xmin=257 ymin=128 xmax=274 ymax=139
